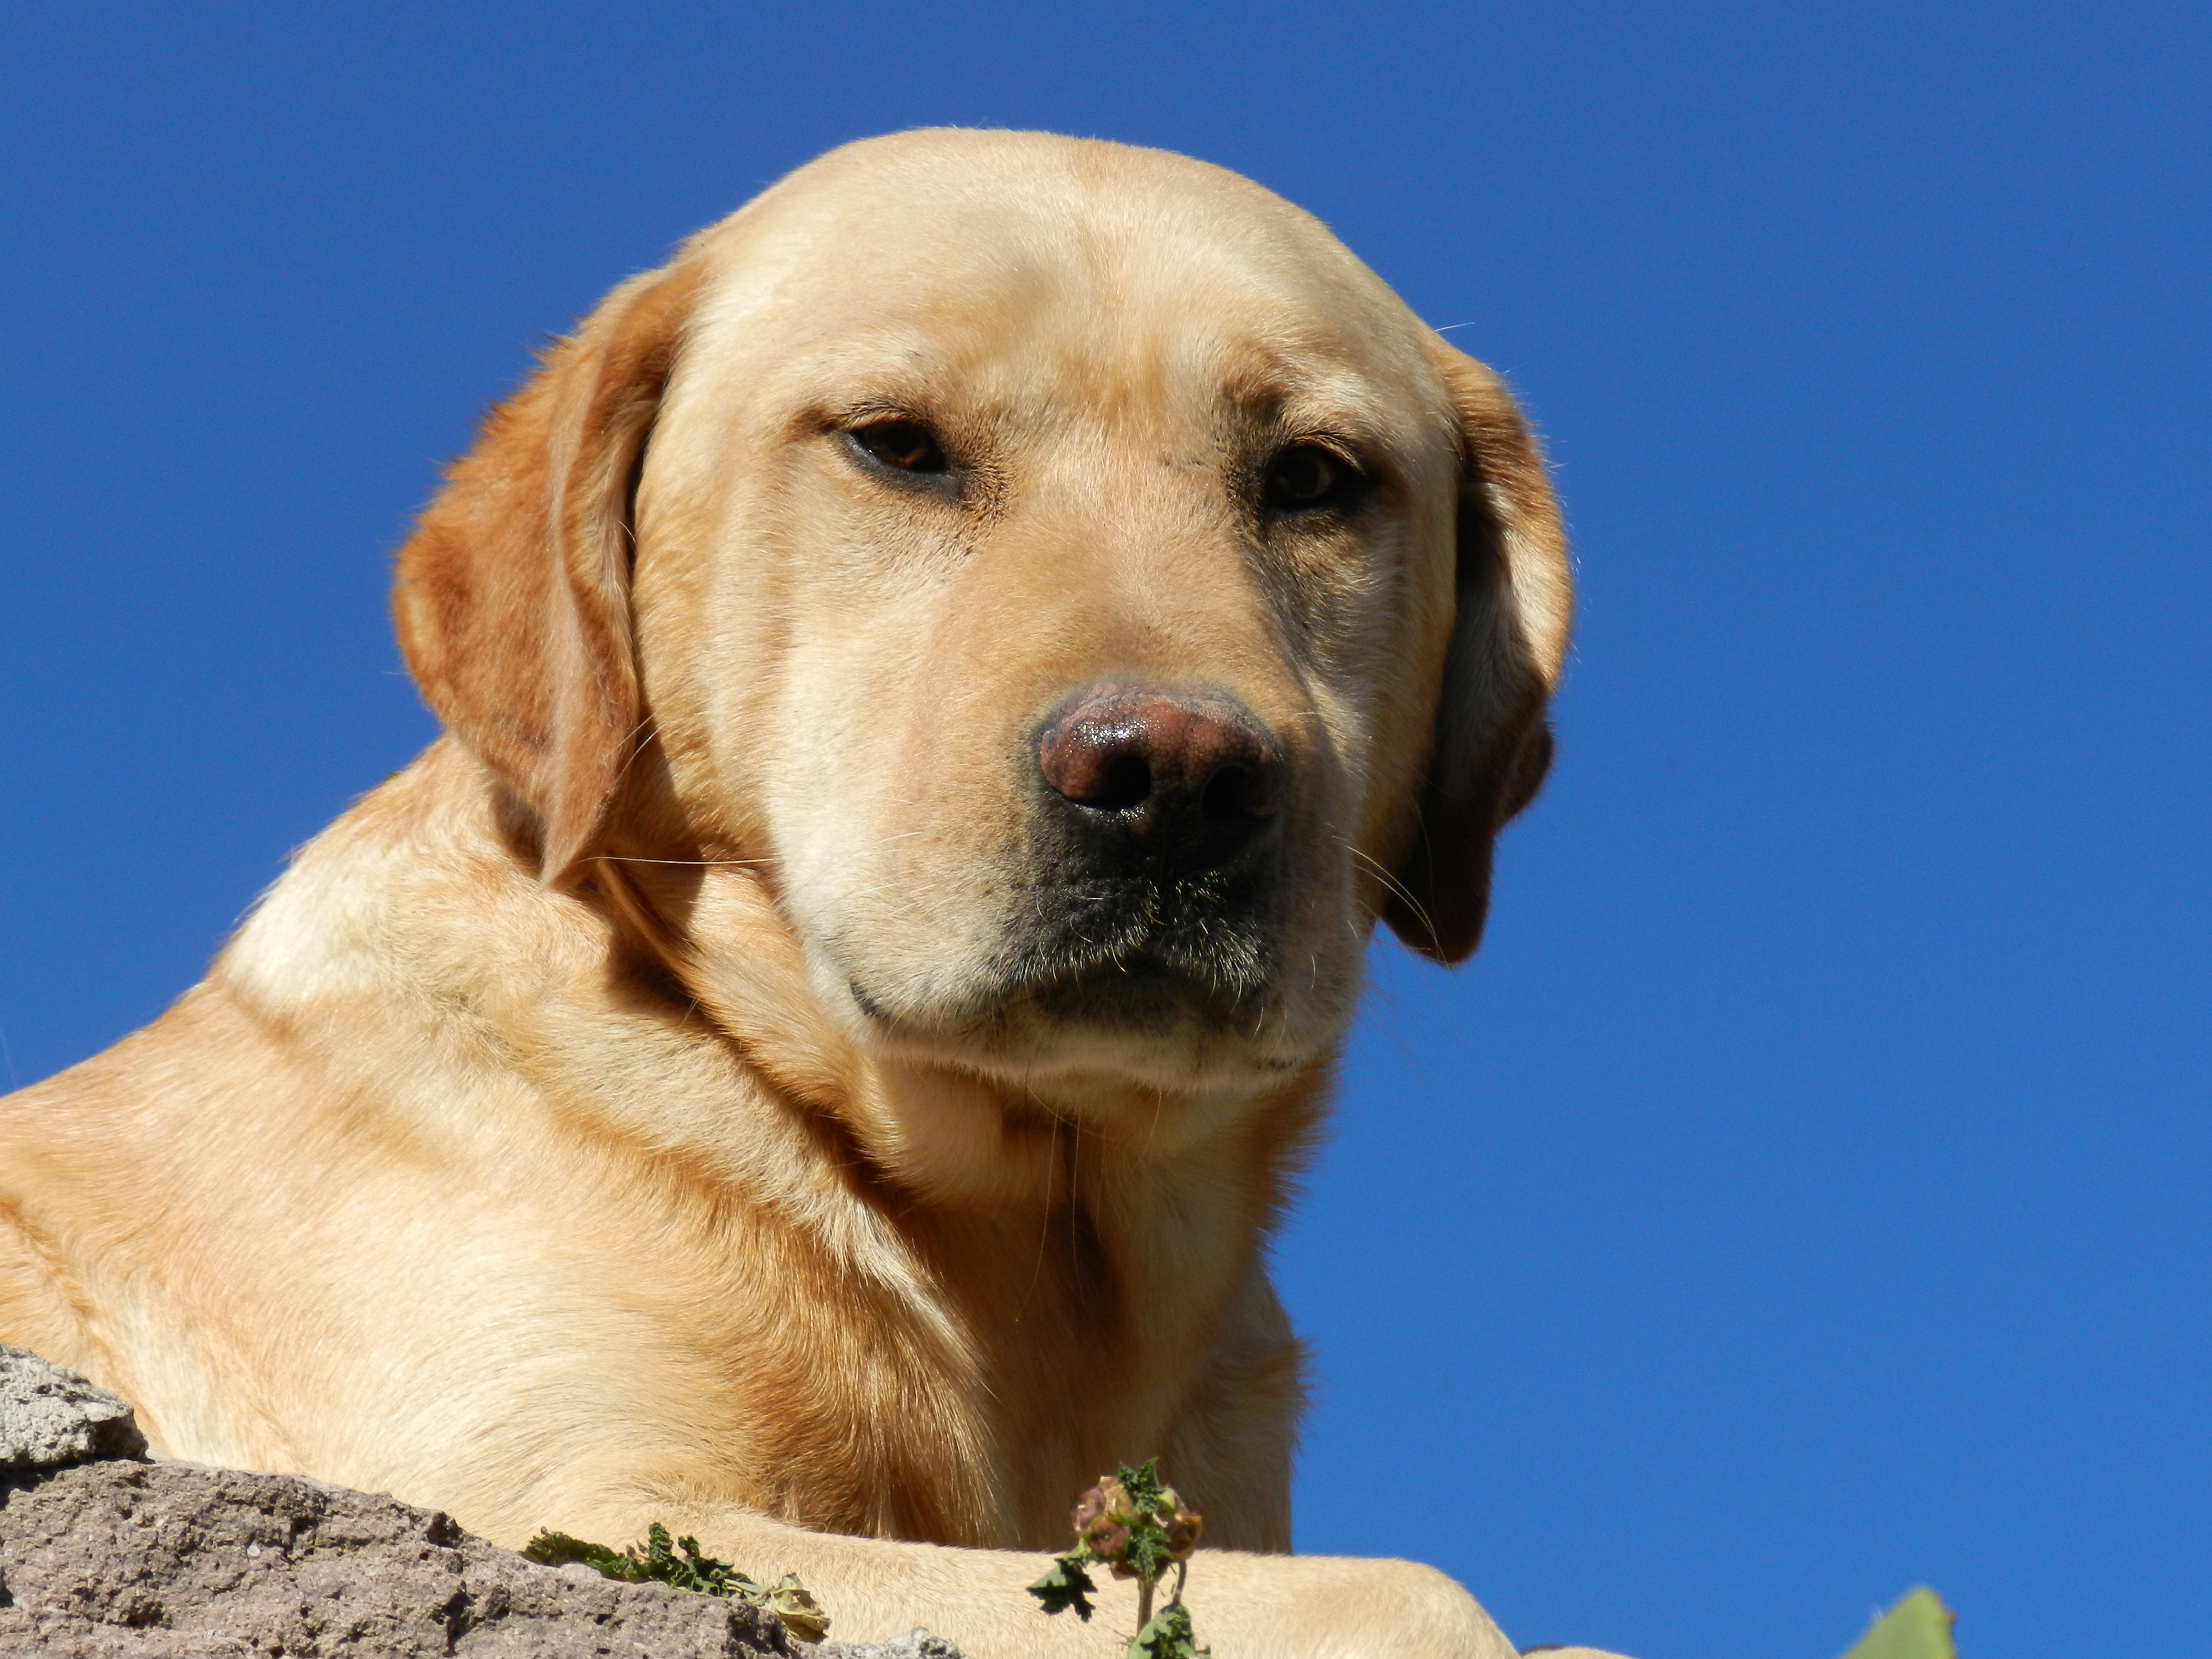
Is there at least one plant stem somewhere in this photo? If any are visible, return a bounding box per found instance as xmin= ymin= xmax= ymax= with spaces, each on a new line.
xmin=1138 ymin=1573 xmax=1155 ymax=1631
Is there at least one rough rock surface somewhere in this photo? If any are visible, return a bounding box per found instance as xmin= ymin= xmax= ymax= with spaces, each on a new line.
xmin=0 ymin=1347 xmax=967 ymax=1658
xmin=0 ymin=1345 xmax=149 ymax=1478
xmin=0 ymin=1459 xmax=811 ymax=1656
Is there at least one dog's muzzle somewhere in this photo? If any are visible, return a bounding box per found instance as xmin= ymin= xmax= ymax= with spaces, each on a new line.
xmin=994 ymin=682 xmax=1290 ymax=1019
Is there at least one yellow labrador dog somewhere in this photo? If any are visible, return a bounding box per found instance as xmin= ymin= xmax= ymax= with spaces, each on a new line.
xmin=0 ymin=131 xmax=1601 ymax=1658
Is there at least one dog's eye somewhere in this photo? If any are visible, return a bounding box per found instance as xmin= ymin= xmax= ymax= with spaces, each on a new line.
xmin=848 ymin=419 xmax=951 ymax=476
xmin=1262 ymin=443 xmax=1360 ymax=513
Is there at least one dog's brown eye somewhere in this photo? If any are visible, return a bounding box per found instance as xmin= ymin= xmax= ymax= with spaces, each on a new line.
xmin=1262 ymin=443 xmax=1358 ymax=512
xmin=848 ymin=419 xmax=950 ymax=475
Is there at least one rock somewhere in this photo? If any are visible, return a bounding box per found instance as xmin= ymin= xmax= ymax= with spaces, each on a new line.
xmin=0 ymin=1345 xmax=149 ymax=1478
xmin=827 ymin=1630 xmax=969 ymax=1659
xmin=0 ymin=1348 xmax=956 ymax=1657
xmin=0 ymin=1459 xmax=804 ymax=1656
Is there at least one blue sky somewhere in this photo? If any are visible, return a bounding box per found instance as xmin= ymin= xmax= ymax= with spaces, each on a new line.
xmin=4 ymin=5 xmax=2207 ymax=1655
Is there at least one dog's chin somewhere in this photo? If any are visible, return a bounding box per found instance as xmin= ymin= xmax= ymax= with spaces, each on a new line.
xmin=842 ymin=947 xmax=1319 ymax=1098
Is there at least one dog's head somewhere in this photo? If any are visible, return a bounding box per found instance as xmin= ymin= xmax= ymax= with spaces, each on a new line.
xmin=394 ymin=131 xmax=1569 ymax=1110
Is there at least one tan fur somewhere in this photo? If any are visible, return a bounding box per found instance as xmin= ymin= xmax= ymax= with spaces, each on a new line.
xmin=0 ymin=131 xmax=1611 ymax=1658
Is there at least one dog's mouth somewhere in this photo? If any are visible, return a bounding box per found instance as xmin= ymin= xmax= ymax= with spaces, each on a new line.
xmin=998 ymin=938 xmax=1274 ymax=1035
xmin=841 ymin=865 xmax=1288 ymax=1060
xmin=847 ymin=958 xmax=1303 ymax=1094
xmin=988 ymin=862 xmax=1279 ymax=1020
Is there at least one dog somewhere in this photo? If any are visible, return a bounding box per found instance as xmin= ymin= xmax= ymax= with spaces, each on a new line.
xmin=0 ymin=130 xmax=1598 ymax=1658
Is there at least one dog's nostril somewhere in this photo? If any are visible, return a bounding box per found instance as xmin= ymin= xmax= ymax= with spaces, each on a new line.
xmin=1201 ymin=764 xmax=1275 ymax=823
xmin=1095 ymin=753 xmax=1152 ymax=812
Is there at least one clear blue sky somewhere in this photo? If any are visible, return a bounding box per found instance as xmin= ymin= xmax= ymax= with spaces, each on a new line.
xmin=4 ymin=5 xmax=2206 ymax=1656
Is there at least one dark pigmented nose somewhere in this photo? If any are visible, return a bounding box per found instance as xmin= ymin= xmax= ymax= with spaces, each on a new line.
xmin=1037 ymin=684 xmax=1286 ymax=867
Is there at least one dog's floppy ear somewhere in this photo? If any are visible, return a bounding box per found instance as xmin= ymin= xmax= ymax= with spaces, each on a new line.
xmin=393 ymin=258 xmax=704 ymax=887
xmin=1383 ymin=343 xmax=1574 ymax=964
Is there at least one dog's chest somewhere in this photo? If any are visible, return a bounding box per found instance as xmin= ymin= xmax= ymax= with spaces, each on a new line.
xmin=583 ymin=1190 xmax=1224 ymax=1552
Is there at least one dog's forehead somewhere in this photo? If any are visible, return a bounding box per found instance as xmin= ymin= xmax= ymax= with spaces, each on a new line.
xmin=676 ymin=131 xmax=1443 ymax=428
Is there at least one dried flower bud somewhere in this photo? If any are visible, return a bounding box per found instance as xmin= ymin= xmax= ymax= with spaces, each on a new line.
xmin=1087 ymin=1519 xmax=1130 ymax=1564
xmin=1087 ymin=1475 xmax=1141 ymax=1559
xmin=1165 ymin=1507 xmax=1202 ymax=1561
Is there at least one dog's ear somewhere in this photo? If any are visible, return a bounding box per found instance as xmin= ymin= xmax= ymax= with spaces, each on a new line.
xmin=1383 ymin=343 xmax=1574 ymax=964
xmin=393 ymin=258 xmax=705 ymax=887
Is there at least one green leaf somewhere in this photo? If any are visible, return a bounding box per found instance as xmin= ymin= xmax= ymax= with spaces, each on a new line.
xmin=635 ymin=1523 xmax=754 ymax=1594
xmin=1028 ymin=1550 xmax=1101 ymax=1620
xmin=1121 ymin=1517 xmax=1172 ymax=1588
xmin=1117 ymin=1460 xmax=1168 ymax=1513
xmin=1111 ymin=1461 xmax=1175 ymax=1588
xmin=1840 ymin=1588 xmax=1956 ymax=1659
xmin=521 ymin=1519 xmax=827 ymax=1637
xmin=520 ymin=1530 xmax=633 ymax=1577
xmin=1126 ymin=1600 xmax=1209 ymax=1659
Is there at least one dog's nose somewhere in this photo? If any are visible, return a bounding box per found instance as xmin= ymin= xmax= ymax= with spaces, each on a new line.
xmin=1037 ymin=685 xmax=1285 ymax=867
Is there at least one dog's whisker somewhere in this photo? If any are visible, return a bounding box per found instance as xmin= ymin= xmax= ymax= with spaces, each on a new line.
xmin=1340 ymin=838 xmax=1443 ymax=958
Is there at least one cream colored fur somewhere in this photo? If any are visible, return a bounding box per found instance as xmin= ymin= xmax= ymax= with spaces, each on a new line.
xmin=0 ymin=131 xmax=1622 ymax=1658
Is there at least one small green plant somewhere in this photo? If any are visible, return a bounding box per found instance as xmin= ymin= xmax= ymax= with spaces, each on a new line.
xmin=523 ymin=1521 xmax=831 ymax=1642
xmin=1839 ymin=1588 xmax=1956 ymax=1659
xmin=1027 ymin=1459 xmax=1209 ymax=1659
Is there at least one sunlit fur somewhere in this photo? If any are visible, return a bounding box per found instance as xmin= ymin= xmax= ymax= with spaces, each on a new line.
xmin=0 ymin=132 xmax=1603 ymax=1659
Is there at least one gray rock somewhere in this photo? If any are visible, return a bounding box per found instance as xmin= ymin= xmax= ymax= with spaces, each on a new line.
xmin=0 ymin=1459 xmax=804 ymax=1656
xmin=0 ymin=1347 xmax=947 ymax=1657
xmin=0 ymin=1345 xmax=149 ymax=1478
xmin=827 ymin=1630 xmax=969 ymax=1659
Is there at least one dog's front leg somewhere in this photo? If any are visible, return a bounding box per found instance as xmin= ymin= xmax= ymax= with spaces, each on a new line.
xmin=669 ymin=1510 xmax=1524 ymax=1659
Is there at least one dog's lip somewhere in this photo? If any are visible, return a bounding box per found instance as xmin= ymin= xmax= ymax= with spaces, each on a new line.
xmin=846 ymin=971 xmax=1313 ymax=1087
xmin=1024 ymin=951 xmax=1245 ymax=1008
xmin=847 ymin=975 xmax=891 ymax=1021
xmin=849 ymin=943 xmax=1277 ymax=1038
